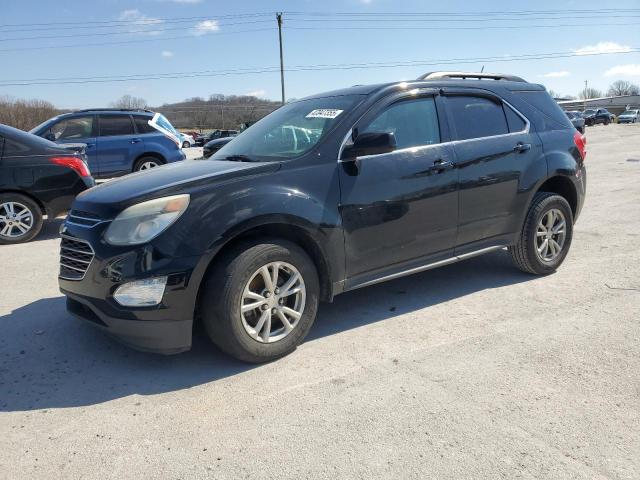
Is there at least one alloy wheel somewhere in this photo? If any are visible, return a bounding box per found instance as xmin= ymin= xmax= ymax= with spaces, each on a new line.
xmin=0 ymin=202 xmax=34 ymax=238
xmin=536 ymin=208 xmax=567 ymax=262
xmin=240 ymin=261 xmax=306 ymax=343
xmin=139 ymin=161 xmax=159 ymax=170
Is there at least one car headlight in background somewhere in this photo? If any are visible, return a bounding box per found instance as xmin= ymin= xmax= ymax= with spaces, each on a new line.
xmin=104 ymin=194 xmax=190 ymax=245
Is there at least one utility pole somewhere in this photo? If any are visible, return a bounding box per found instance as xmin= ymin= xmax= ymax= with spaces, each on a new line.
xmin=276 ymin=12 xmax=285 ymax=105
xmin=583 ymin=80 xmax=588 ymax=111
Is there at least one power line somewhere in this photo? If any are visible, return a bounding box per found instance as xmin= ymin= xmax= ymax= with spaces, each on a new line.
xmin=0 ymin=19 xmax=272 ymax=42
xmin=286 ymin=22 xmax=639 ymax=31
xmin=283 ymin=8 xmax=640 ymax=17
xmin=1 ymin=48 xmax=637 ymax=87
xmin=0 ymin=27 xmax=275 ymax=53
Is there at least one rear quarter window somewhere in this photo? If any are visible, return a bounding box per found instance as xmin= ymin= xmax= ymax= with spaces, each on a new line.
xmin=513 ymin=91 xmax=573 ymax=131
xmin=133 ymin=116 xmax=157 ymax=134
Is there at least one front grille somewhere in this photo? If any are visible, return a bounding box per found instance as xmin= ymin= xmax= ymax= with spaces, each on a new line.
xmin=59 ymin=235 xmax=94 ymax=280
xmin=67 ymin=210 xmax=102 ymax=227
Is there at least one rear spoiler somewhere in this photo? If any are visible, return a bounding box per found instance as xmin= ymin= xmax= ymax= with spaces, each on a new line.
xmin=60 ymin=143 xmax=86 ymax=155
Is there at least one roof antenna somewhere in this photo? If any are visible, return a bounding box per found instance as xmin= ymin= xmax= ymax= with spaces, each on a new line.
xmin=480 ymin=65 xmax=485 ymax=73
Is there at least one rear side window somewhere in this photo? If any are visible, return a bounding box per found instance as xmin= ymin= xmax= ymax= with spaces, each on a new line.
xmin=513 ymin=91 xmax=573 ymax=130
xmin=362 ymin=96 xmax=440 ymax=149
xmin=504 ymin=105 xmax=527 ymax=133
xmin=133 ymin=115 xmax=156 ymax=134
xmin=447 ymin=96 xmax=509 ymax=140
xmin=99 ymin=115 xmax=134 ymax=137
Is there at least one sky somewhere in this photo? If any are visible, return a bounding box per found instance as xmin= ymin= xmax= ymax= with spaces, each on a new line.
xmin=1 ymin=0 xmax=639 ymax=108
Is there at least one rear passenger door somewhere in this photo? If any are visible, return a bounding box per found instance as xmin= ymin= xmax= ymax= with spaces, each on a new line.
xmin=96 ymin=115 xmax=144 ymax=177
xmin=443 ymin=90 xmax=543 ymax=252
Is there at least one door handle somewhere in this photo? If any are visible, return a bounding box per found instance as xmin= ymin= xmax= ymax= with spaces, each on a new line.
xmin=428 ymin=159 xmax=454 ymax=173
xmin=513 ymin=142 xmax=531 ymax=153
xmin=130 ymin=138 xmax=142 ymax=144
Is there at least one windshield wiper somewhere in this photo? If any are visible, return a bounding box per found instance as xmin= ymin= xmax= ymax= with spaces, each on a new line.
xmin=222 ymin=155 xmax=254 ymax=162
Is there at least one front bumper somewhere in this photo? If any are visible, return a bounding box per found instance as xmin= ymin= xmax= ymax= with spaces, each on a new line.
xmin=58 ymin=220 xmax=210 ymax=354
xmin=64 ymin=291 xmax=192 ymax=354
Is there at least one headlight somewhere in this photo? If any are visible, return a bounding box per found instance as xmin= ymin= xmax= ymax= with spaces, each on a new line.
xmin=104 ymin=194 xmax=189 ymax=245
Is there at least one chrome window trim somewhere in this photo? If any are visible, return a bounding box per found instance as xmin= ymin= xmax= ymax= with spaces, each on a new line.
xmin=337 ymin=93 xmax=531 ymax=163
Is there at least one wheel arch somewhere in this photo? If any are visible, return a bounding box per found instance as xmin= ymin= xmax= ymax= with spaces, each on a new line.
xmin=535 ymin=175 xmax=578 ymax=218
xmin=132 ymin=151 xmax=166 ymax=171
xmin=0 ymin=189 xmax=47 ymax=216
xmin=193 ymin=216 xmax=336 ymax=328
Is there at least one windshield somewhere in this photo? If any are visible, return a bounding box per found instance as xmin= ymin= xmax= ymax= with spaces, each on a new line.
xmin=621 ymin=110 xmax=638 ymax=115
xmin=211 ymin=94 xmax=365 ymax=161
xmin=565 ymin=112 xmax=575 ymax=119
xmin=584 ymin=109 xmax=596 ymax=115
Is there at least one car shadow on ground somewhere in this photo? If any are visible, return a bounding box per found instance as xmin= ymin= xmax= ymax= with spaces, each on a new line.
xmin=32 ymin=218 xmax=64 ymax=242
xmin=0 ymin=250 xmax=533 ymax=412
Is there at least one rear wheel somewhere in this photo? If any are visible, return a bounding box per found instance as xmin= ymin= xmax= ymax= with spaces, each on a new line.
xmin=133 ymin=156 xmax=163 ymax=172
xmin=509 ymin=193 xmax=573 ymax=275
xmin=182 ymin=141 xmax=190 ymax=148
xmin=0 ymin=194 xmax=43 ymax=244
xmin=201 ymin=239 xmax=319 ymax=363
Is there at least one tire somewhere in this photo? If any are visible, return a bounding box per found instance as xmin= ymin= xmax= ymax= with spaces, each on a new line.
xmin=0 ymin=193 xmax=44 ymax=245
xmin=201 ymin=238 xmax=320 ymax=363
xmin=182 ymin=141 xmax=190 ymax=148
xmin=509 ymin=192 xmax=573 ymax=275
xmin=133 ymin=156 xmax=164 ymax=172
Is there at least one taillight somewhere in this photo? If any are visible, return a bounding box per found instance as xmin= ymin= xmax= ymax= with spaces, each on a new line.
xmin=573 ymin=131 xmax=586 ymax=161
xmin=49 ymin=156 xmax=91 ymax=177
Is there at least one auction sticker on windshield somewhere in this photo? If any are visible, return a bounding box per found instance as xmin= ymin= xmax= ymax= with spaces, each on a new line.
xmin=306 ymin=109 xmax=344 ymax=119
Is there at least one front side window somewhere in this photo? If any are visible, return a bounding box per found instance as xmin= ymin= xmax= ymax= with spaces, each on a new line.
xmin=361 ymin=96 xmax=441 ymax=150
xmin=99 ymin=115 xmax=134 ymax=137
xmin=49 ymin=116 xmax=94 ymax=140
xmin=447 ymin=96 xmax=509 ymax=140
xmin=212 ymin=94 xmax=364 ymax=161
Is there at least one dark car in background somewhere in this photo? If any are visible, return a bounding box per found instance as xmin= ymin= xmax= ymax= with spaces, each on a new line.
xmin=617 ymin=109 xmax=639 ymax=123
xmin=195 ymin=129 xmax=238 ymax=147
xmin=583 ymin=108 xmax=612 ymax=126
xmin=59 ymin=71 xmax=586 ymax=363
xmin=0 ymin=124 xmax=94 ymax=244
xmin=202 ymin=137 xmax=234 ymax=158
xmin=565 ymin=111 xmax=585 ymax=133
xmin=30 ymin=109 xmax=186 ymax=178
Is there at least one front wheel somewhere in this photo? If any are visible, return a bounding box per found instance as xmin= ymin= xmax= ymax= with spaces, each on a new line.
xmin=201 ymin=239 xmax=320 ymax=363
xmin=509 ymin=193 xmax=573 ymax=275
xmin=0 ymin=194 xmax=43 ymax=244
xmin=182 ymin=141 xmax=190 ymax=148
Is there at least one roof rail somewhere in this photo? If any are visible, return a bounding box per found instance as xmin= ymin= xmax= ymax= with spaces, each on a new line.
xmin=417 ymin=71 xmax=527 ymax=83
xmin=73 ymin=108 xmax=154 ymax=113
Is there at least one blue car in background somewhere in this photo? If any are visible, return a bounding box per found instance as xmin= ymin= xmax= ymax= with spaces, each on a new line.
xmin=30 ymin=109 xmax=186 ymax=178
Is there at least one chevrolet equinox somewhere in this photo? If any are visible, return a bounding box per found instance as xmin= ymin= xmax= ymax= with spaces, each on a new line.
xmin=59 ymin=72 xmax=587 ymax=362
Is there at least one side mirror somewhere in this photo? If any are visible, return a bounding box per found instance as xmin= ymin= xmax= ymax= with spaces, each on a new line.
xmin=341 ymin=131 xmax=396 ymax=160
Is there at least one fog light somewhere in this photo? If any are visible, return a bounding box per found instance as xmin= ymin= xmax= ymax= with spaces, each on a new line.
xmin=113 ymin=276 xmax=167 ymax=307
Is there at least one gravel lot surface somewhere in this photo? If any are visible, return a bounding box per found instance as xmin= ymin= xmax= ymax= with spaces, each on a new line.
xmin=1 ymin=124 xmax=639 ymax=479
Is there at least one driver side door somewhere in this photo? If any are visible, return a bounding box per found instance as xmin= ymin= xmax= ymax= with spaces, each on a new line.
xmin=338 ymin=92 xmax=459 ymax=288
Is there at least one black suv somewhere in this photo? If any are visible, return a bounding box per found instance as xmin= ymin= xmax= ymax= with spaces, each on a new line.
xmin=59 ymin=72 xmax=587 ymax=362
xmin=583 ymin=108 xmax=612 ymax=126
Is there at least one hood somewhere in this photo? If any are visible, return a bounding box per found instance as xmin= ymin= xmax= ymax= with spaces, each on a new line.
xmin=73 ymin=159 xmax=280 ymax=218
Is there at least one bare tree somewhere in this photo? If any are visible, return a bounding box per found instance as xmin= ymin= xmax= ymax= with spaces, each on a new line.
xmin=0 ymin=95 xmax=60 ymax=130
xmin=110 ymin=94 xmax=148 ymax=109
xmin=606 ymin=80 xmax=640 ymax=97
xmin=578 ymin=87 xmax=603 ymax=100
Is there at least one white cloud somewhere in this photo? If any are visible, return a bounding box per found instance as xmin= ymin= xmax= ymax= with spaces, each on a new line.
xmin=245 ymin=89 xmax=266 ymax=97
xmin=161 ymin=50 xmax=174 ymax=58
xmin=604 ymin=64 xmax=640 ymax=77
xmin=574 ymin=41 xmax=632 ymax=56
xmin=194 ymin=20 xmax=219 ymax=36
xmin=118 ymin=9 xmax=163 ymax=35
xmin=540 ymin=71 xmax=570 ymax=78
